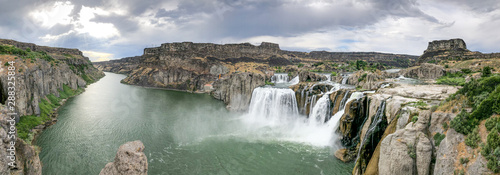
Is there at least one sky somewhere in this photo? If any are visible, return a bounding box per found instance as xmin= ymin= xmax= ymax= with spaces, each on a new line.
xmin=0 ymin=0 xmax=499 ymax=62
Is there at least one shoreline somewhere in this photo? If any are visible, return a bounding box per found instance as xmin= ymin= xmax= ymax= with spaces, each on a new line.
xmin=29 ymin=89 xmax=85 ymax=145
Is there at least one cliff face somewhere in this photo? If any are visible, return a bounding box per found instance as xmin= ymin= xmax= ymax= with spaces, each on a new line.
xmin=0 ymin=39 xmax=104 ymax=116
xmin=211 ymin=73 xmax=265 ymax=111
xmin=0 ymin=39 xmax=104 ymax=174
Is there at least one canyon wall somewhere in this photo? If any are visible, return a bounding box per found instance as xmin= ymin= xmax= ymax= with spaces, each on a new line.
xmin=0 ymin=39 xmax=104 ymax=174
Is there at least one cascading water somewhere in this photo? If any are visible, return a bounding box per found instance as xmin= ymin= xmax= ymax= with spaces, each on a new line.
xmin=271 ymin=73 xmax=290 ymax=83
xmin=243 ymin=83 xmax=363 ymax=148
xmin=288 ymin=76 xmax=299 ymax=85
xmin=246 ymin=87 xmax=299 ymax=125
xmin=355 ymin=100 xmax=386 ymax=163
xmin=341 ymin=76 xmax=348 ymax=84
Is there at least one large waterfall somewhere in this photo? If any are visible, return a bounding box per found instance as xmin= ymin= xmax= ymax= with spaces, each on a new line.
xmin=243 ymin=83 xmax=363 ymax=148
xmin=246 ymin=87 xmax=299 ymax=125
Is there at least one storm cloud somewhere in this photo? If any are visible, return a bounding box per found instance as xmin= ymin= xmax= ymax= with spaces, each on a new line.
xmin=0 ymin=0 xmax=499 ymax=61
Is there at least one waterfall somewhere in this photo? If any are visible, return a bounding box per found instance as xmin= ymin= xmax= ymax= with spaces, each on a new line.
xmin=243 ymin=83 xmax=364 ymax=148
xmin=341 ymin=76 xmax=348 ymax=84
xmin=271 ymin=73 xmax=289 ymax=83
xmin=246 ymin=87 xmax=299 ymax=125
xmin=323 ymin=74 xmax=331 ymax=82
xmin=339 ymin=91 xmax=350 ymax=110
xmin=308 ymin=95 xmax=318 ymax=117
xmin=355 ymin=100 xmax=386 ymax=163
xmin=288 ymin=76 xmax=299 ymax=85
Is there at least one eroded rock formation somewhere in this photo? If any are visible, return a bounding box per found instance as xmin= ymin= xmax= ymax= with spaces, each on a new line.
xmin=100 ymin=140 xmax=148 ymax=175
xmin=211 ymin=73 xmax=265 ymax=111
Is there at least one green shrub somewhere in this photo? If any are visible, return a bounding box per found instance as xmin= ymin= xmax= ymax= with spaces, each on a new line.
xmin=412 ymin=115 xmax=418 ymax=123
xmin=460 ymin=157 xmax=469 ymax=164
xmin=47 ymin=94 xmax=61 ymax=106
xmin=407 ymin=143 xmax=416 ymax=159
xmin=358 ymin=73 xmax=367 ymax=82
xmin=444 ymin=64 xmax=449 ymax=68
xmin=434 ymin=133 xmax=446 ymax=147
xmin=265 ymin=80 xmax=275 ymax=86
xmin=312 ymin=62 xmax=324 ymax=67
xmin=482 ymin=66 xmax=492 ymax=77
xmin=297 ymin=63 xmax=304 ymax=68
xmin=486 ymin=117 xmax=499 ymax=131
xmin=465 ymin=127 xmax=480 ymax=148
xmin=442 ymin=122 xmax=449 ymax=130
xmin=16 ymin=115 xmax=44 ymax=142
xmin=461 ymin=68 xmax=472 ymax=74
xmin=487 ymin=129 xmax=500 ymax=149
xmin=436 ymin=76 xmax=465 ymax=86
xmin=331 ymin=71 xmax=337 ymax=77
xmin=450 ymin=110 xmax=473 ymax=135
xmin=431 ymin=105 xmax=438 ymax=112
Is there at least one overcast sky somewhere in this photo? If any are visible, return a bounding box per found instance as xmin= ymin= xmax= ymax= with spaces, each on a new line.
xmin=0 ymin=0 xmax=499 ymax=61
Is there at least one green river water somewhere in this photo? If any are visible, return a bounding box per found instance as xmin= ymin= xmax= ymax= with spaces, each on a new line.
xmin=35 ymin=72 xmax=353 ymax=174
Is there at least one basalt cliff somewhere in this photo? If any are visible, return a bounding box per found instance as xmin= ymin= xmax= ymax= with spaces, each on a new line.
xmin=0 ymin=39 xmax=104 ymax=174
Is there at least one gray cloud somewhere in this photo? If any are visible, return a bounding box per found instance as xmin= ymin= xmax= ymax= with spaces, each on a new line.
xmin=0 ymin=0 xmax=499 ymax=59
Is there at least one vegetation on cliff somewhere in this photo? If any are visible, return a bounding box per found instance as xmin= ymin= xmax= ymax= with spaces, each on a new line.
xmin=442 ymin=73 xmax=500 ymax=172
xmin=17 ymin=84 xmax=83 ymax=143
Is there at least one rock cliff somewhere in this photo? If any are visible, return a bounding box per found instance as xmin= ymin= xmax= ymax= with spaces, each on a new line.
xmin=0 ymin=39 xmax=104 ymax=174
xmin=100 ymin=140 xmax=148 ymax=175
xmin=211 ymin=73 xmax=265 ymax=111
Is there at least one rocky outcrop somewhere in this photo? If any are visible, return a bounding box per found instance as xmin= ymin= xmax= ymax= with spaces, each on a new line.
xmin=376 ymin=84 xmax=458 ymax=101
xmin=379 ymin=111 xmax=433 ymax=175
xmin=433 ymin=129 xmax=464 ymax=175
xmin=339 ymin=96 xmax=367 ymax=148
xmin=346 ymin=71 xmax=385 ymax=90
xmin=402 ymin=63 xmax=445 ymax=79
xmin=298 ymin=71 xmax=326 ymax=82
xmin=100 ymin=141 xmax=148 ymax=175
xmin=291 ymin=82 xmax=335 ymax=115
xmin=211 ymin=73 xmax=265 ymax=111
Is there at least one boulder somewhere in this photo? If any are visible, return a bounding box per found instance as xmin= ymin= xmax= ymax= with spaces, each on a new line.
xmin=100 ymin=141 xmax=148 ymax=175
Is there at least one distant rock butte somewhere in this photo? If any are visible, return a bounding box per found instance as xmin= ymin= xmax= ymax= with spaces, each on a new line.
xmin=417 ymin=38 xmax=500 ymax=64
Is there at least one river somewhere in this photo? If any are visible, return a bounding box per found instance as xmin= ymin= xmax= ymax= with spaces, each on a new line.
xmin=35 ymin=72 xmax=353 ymax=174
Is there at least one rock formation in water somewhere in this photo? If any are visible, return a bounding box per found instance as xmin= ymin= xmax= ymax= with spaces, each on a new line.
xmin=100 ymin=140 xmax=148 ymax=175
xmin=0 ymin=39 xmax=104 ymax=174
